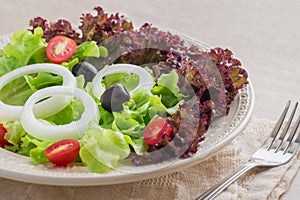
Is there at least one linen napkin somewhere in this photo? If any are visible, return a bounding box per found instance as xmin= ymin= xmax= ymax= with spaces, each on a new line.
xmin=0 ymin=118 xmax=299 ymax=200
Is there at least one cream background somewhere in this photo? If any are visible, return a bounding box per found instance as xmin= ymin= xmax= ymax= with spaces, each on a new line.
xmin=0 ymin=0 xmax=299 ymax=199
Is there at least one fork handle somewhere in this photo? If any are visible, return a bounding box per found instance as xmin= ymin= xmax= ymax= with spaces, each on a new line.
xmin=196 ymin=162 xmax=258 ymax=200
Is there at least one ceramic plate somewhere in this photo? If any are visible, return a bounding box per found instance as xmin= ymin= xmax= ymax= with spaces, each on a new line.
xmin=0 ymin=33 xmax=254 ymax=186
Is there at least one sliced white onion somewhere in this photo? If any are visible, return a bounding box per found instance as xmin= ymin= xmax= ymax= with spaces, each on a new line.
xmin=20 ymin=86 xmax=100 ymax=142
xmin=92 ymin=64 xmax=154 ymax=99
xmin=0 ymin=63 xmax=76 ymax=121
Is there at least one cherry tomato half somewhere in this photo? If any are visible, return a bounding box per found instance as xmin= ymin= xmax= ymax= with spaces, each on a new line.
xmin=0 ymin=124 xmax=11 ymax=148
xmin=46 ymin=36 xmax=77 ymax=64
xmin=143 ymin=118 xmax=173 ymax=146
xmin=45 ymin=139 xmax=80 ymax=166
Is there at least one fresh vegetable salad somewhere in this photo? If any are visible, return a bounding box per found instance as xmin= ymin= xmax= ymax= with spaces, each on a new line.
xmin=0 ymin=6 xmax=248 ymax=173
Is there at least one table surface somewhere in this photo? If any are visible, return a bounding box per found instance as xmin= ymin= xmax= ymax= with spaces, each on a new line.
xmin=0 ymin=0 xmax=299 ymax=199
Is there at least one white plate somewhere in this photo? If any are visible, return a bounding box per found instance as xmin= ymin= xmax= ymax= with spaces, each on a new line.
xmin=0 ymin=33 xmax=254 ymax=186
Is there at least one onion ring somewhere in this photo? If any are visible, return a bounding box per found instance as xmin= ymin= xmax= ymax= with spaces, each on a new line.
xmin=0 ymin=63 xmax=76 ymax=121
xmin=92 ymin=64 xmax=154 ymax=99
xmin=20 ymin=86 xmax=100 ymax=141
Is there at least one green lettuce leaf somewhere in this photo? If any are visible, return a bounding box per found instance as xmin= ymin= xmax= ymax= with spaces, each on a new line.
xmin=24 ymin=72 xmax=63 ymax=92
xmin=0 ymin=72 xmax=64 ymax=106
xmin=44 ymin=99 xmax=84 ymax=125
xmin=61 ymin=58 xmax=79 ymax=71
xmin=146 ymin=95 xmax=168 ymax=120
xmin=112 ymin=109 xmax=145 ymax=137
xmin=127 ymin=88 xmax=152 ymax=116
xmin=2 ymin=121 xmax=52 ymax=162
xmin=102 ymin=72 xmax=139 ymax=92
xmin=98 ymin=105 xmax=114 ymax=129
xmin=151 ymin=70 xmax=185 ymax=108
xmin=18 ymin=134 xmax=53 ymax=164
xmin=70 ymin=41 xmax=108 ymax=67
xmin=124 ymin=135 xmax=148 ymax=156
xmin=80 ymin=127 xmax=130 ymax=173
xmin=99 ymin=46 xmax=108 ymax=58
xmin=2 ymin=121 xmax=26 ymax=147
xmin=17 ymin=134 xmax=37 ymax=156
xmin=0 ymin=50 xmax=18 ymax=77
xmin=42 ymin=76 xmax=85 ymax=125
xmin=0 ymin=77 xmax=32 ymax=106
xmin=28 ymin=137 xmax=53 ymax=164
xmin=107 ymin=87 xmax=170 ymax=137
xmin=75 ymin=75 xmax=85 ymax=90
xmin=72 ymin=41 xmax=100 ymax=62
xmin=0 ymin=27 xmax=46 ymax=76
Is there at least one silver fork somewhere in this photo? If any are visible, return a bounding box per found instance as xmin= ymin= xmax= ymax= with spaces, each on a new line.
xmin=196 ymin=100 xmax=300 ymax=200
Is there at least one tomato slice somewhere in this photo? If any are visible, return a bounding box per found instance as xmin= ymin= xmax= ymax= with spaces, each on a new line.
xmin=45 ymin=139 xmax=80 ymax=166
xmin=143 ymin=118 xmax=173 ymax=145
xmin=0 ymin=124 xmax=11 ymax=148
xmin=46 ymin=36 xmax=77 ymax=64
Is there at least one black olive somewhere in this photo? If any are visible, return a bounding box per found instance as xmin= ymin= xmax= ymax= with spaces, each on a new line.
xmin=100 ymin=84 xmax=130 ymax=112
xmin=72 ymin=62 xmax=98 ymax=83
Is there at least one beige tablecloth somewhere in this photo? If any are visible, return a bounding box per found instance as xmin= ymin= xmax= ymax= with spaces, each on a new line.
xmin=0 ymin=118 xmax=299 ymax=200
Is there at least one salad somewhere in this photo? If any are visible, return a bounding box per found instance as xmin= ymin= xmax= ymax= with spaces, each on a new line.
xmin=0 ymin=6 xmax=248 ymax=173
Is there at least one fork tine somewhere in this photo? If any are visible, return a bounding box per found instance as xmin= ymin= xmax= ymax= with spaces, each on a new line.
xmin=266 ymin=100 xmax=291 ymax=150
xmin=282 ymin=113 xmax=300 ymax=154
xmin=274 ymin=102 xmax=298 ymax=152
xmin=287 ymin=114 xmax=300 ymax=142
xmin=292 ymin=113 xmax=300 ymax=145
